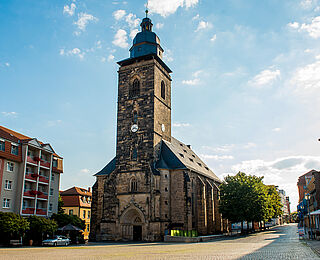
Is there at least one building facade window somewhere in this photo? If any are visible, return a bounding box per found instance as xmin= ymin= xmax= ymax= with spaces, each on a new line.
xmin=4 ymin=180 xmax=12 ymax=190
xmin=49 ymin=203 xmax=53 ymax=212
xmin=132 ymin=148 xmax=137 ymax=160
xmin=88 ymin=210 xmax=90 ymax=219
xmin=7 ymin=162 xmax=14 ymax=172
xmin=69 ymin=209 xmax=73 ymax=215
xmin=130 ymin=178 xmax=138 ymax=192
xmin=83 ymin=210 xmax=86 ymax=219
xmin=3 ymin=198 xmax=10 ymax=208
xmin=0 ymin=139 xmax=5 ymax=151
xmin=133 ymin=111 xmax=138 ymax=123
xmin=52 ymin=159 xmax=58 ymax=167
xmin=50 ymin=188 xmax=54 ymax=196
xmin=51 ymin=175 xmax=54 ymax=181
xmin=130 ymin=79 xmax=140 ymax=97
xmin=11 ymin=144 xmax=18 ymax=155
xmin=161 ymin=81 xmax=165 ymax=100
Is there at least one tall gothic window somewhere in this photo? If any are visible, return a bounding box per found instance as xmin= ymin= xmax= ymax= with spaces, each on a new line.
xmin=132 ymin=148 xmax=137 ymax=160
xmin=130 ymin=79 xmax=140 ymax=98
xmin=161 ymin=81 xmax=165 ymax=100
xmin=133 ymin=111 xmax=138 ymax=123
xmin=130 ymin=178 xmax=138 ymax=192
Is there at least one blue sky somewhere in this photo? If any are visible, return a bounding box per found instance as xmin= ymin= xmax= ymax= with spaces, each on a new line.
xmin=1 ymin=0 xmax=320 ymax=211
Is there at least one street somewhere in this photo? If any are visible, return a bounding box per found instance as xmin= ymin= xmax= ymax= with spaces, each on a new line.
xmin=1 ymin=224 xmax=318 ymax=259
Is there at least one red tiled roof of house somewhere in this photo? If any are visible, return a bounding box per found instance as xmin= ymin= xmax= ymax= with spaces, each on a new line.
xmin=61 ymin=186 xmax=92 ymax=197
xmin=0 ymin=125 xmax=62 ymax=158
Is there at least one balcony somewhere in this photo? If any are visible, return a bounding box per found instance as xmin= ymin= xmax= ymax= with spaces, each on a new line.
xmin=40 ymin=161 xmax=50 ymax=168
xmin=25 ymin=173 xmax=37 ymax=181
xmin=36 ymin=208 xmax=47 ymax=215
xmin=22 ymin=208 xmax=35 ymax=214
xmin=39 ymin=176 xmax=49 ymax=184
xmin=37 ymin=192 xmax=48 ymax=200
xmin=24 ymin=190 xmax=37 ymax=197
xmin=27 ymin=156 xmax=38 ymax=165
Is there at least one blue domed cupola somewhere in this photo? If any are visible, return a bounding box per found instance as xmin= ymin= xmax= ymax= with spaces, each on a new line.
xmin=129 ymin=10 xmax=164 ymax=59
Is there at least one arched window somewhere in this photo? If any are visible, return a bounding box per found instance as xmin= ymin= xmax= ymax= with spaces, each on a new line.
xmin=133 ymin=111 xmax=138 ymax=124
xmin=132 ymin=148 xmax=137 ymax=160
xmin=130 ymin=79 xmax=140 ymax=98
xmin=161 ymin=81 xmax=165 ymax=100
xmin=130 ymin=178 xmax=138 ymax=192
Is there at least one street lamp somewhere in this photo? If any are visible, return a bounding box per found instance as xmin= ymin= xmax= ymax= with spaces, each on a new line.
xmin=306 ymin=193 xmax=313 ymax=239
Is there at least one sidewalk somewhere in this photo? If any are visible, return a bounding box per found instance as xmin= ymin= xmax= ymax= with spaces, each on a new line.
xmin=305 ymin=240 xmax=320 ymax=256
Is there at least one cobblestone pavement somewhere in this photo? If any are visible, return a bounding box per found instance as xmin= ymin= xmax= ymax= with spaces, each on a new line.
xmin=1 ymin=224 xmax=318 ymax=260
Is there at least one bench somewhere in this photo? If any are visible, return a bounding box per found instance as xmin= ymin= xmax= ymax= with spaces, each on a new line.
xmin=10 ymin=240 xmax=22 ymax=246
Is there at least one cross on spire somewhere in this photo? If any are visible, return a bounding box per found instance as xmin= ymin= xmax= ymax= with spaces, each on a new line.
xmin=145 ymin=2 xmax=149 ymax=18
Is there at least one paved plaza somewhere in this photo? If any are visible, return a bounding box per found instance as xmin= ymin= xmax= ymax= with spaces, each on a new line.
xmin=1 ymin=224 xmax=318 ymax=260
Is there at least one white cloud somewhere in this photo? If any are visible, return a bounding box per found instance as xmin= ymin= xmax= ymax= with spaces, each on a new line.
xmin=2 ymin=112 xmax=17 ymax=117
xmin=182 ymin=78 xmax=200 ymax=85
xmin=272 ymin=128 xmax=281 ymax=132
xmin=288 ymin=22 xmax=300 ymax=29
xmin=60 ymin=48 xmax=85 ymax=59
xmin=192 ymin=70 xmax=203 ymax=78
xmin=5 ymin=62 xmax=10 ymax=67
xmin=300 ymin=16 xmax=320 ymax=38
xmin=289 ymin=17 xmax=320 ymax=39
xmin=155 ymin=23 xmax=164 ymax=29
xmin=163 ymin=49 xmax=173 ymax=62
xmin=192 ymin=14 xmax=200 ymax=20
xmin=101 ymin=57 xmax=106 ymax=63
xmin=148 ymin=0 xmax=199 ymax=17
xmin=230 ymin=155 xmax=320 ymax=211
xmin=248 ymin=69 xmax=280 ymax=87
xmin=195 ymin=20 xmax=212 ymax=32
xmin=173 ymin=122 xmax=191 ymax=127
xmin=74 ymin=12 xmax=98 ymax=32
xmin=200 ymin=154 xmax=234 ymax=160
xmin=96 ymin=40 xmax=102 ymax=49
xmin=80 ymin=168 xmax=90 ymax=174
xmin=63 ymin=3 xmax=76 ymax=16
xmin=113 ymin=9 xmax=126 ymax=20
xmin=202 ymin=144 xmax=235 ymax=153
xmin=300 ymin=0 xmax=317 ymax=9
xmin=291 ymin=58 xmax=320 ymax=93
xmin=125 ymin=13 xmax=140 ymax=28
xmin=112 ymin=29 xmax=129 ymax=48
xmin=108 ymin=54 xmax=115 ymax=61
xmin=130 ymin=29 xmax=139 ymax=39
xmin=243 ymin=142 xmax=256 ymax=149
xmin=210 ymin=34 xmax=217 ymax=42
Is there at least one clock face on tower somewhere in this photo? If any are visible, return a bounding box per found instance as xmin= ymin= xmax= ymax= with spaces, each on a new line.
xmin=131 ymin=124 xmax=138 ymax=133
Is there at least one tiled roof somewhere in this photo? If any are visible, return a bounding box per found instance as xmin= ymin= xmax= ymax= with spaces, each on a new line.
xmin=94 ymin=157 xmax=116 ymax=176
xmin=61 ymin=186 xmax=92 ymax=196
xmin=0 ymin=125 xmax=62 ymax=158
xmin=157 ymin=137 xmax=221 ymax=183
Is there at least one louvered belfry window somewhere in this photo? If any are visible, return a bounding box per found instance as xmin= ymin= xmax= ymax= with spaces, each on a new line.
xmin=130 ymin=79 xmax=140 ymax=98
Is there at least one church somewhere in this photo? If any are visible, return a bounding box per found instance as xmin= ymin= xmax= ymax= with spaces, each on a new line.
xmin=90 ymin=13 xmax=224 ymax=241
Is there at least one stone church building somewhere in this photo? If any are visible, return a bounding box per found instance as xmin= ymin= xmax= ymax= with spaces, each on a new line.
xmin=90 ymin=14 xmax=223 ymax=241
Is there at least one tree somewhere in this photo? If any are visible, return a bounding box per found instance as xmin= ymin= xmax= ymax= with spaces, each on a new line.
xmin=264 ymin=185 xmax=282 ymax=221
xmin=0 ymin=212 xmax=29 ymax=243
xmin=51 ymin=213 xmax=85 ymax=230
xmin=219 ymin=172 xmax=271 ymax=232
xmin=27 ymin=216 xmax=58 ymax=245
xmin=57 ymin=194 xmax=65 ymax=215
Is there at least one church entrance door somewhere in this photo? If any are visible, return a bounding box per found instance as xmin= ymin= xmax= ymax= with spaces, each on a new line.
xmin=133 ymin=225 xmax=142 ymax=241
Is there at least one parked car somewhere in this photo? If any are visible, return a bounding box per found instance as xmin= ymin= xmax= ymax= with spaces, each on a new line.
xmin=42 ymin=236 xmax=70 ymax=246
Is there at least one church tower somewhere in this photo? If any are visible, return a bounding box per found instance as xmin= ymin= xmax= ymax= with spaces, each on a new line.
xmin=116 ymin=13 xmax=172 ymax=175
xmin=91 ymin=12 xmax=223 ymax=242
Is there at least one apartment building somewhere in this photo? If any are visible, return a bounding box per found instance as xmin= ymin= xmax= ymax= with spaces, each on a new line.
xmin=60 ymin=187 xmax=91 ymax=240
xmin=0 ymin=125 xmax=63 ymax=217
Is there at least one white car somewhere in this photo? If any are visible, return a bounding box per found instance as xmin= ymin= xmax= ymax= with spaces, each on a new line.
xmin=42 ymin=236 xmax=70 ymax=246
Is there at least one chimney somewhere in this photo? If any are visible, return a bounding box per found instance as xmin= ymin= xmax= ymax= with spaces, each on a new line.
xmin=88 ymin=187 xmax=91 ymax=192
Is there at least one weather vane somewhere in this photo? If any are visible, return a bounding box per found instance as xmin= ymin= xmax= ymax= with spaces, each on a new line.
xmin=145 ymin=2 xmax=149 ymax=18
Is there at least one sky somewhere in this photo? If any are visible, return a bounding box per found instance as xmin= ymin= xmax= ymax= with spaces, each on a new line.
xmin=1 ymin=0 xmax=320 ymax=212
